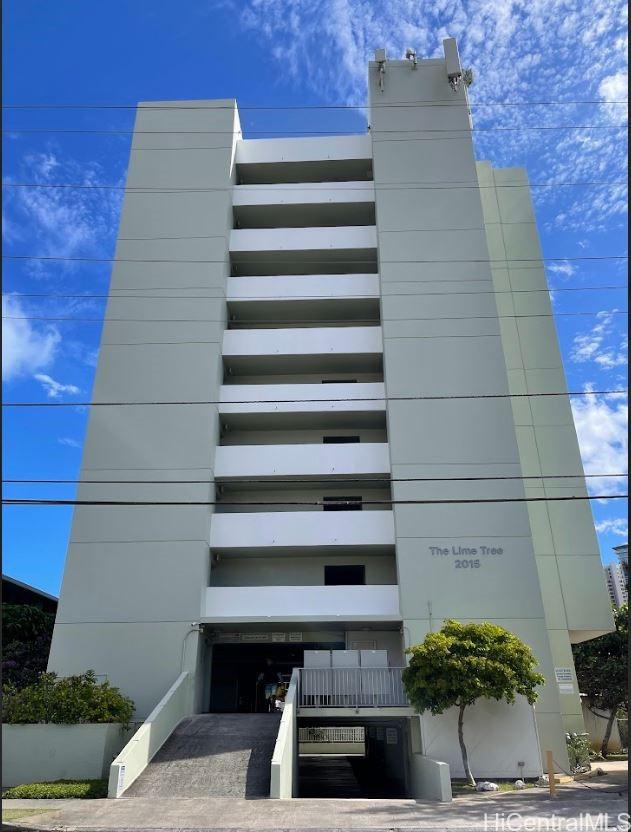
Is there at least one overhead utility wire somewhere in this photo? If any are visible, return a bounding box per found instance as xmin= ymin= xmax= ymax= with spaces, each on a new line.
xmin=4 ymin=473 xmax=627 ymax=485
xmin=1 ymin=100 xmax=628 ymax=109
xmin=2 ymin=125 xmax=627 ymax=135
xmin=3 ymin=310 xmax=627 ymax=325
xmin=3 ymin=181 xmax=627 ymax=192
xmin=3 ymin=255 xmax=627 ymax=264
xmin=3 ymin=495 xmax=628 ymax=507
xmin=6 ymin=285 xmax=627 ymax=301
xmin=3 ymin=389 xmax=627 ymax=408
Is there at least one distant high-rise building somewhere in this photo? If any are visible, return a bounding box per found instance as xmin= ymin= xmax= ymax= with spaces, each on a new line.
xmin=605 ymin=559 xmax=628 ymax=608
xmin=614 ymin=543 xmax=628 ymax=582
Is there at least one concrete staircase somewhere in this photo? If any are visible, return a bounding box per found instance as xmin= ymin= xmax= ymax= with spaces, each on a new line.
xmin=124 ymin=713 xmax=282 ymax=798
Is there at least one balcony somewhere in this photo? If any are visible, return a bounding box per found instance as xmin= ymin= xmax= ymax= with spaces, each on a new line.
xmin=202 ymin=584 xmax=401 ymax=623
xmin=218 ymin=382 xmax=386 ymax=417
xmin=233 ymin=182 xmax=375 ymax=229
xmin=209 ymin=509 xmax=395 ymax=554
xmin=227 ymin=275 xmax=379 ymax=302
xmin=229 ymin=226 xmax=377 ymax=275
xmin=235 ymin=135 xmax=372 ymax=184
xmin=222 ymin=327 xmax=383 ymax=376
xmin=214 ymin=442 xmax=390 ymax=481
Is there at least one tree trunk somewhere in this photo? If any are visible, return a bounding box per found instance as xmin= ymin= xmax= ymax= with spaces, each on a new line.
xmin=458 ymin=703 xmax=475 ymax=787
xmin=601 ymin=710 xmax=617 ymax=758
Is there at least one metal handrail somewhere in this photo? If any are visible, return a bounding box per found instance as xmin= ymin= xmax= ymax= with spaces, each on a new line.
xmin=298 ymin=666 xmax=409 ymax=708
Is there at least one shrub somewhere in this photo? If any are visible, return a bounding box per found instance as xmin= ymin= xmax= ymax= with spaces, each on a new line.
xmin=2 ymin=670 xmax=134 ymax=726
xmin=566 ymin=732 xmax=591 ymax=773
xmin=3 ymin=779 xmax=108 ymax=799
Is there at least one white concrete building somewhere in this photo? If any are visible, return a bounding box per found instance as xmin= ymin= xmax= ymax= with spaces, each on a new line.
xmin=604 ymin=561 xmax=628 ymax=608
xmin=48 ymin=41 xmax=614 ymax=800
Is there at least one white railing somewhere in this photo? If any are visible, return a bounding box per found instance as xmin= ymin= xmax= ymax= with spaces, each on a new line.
xmin=298 ymin=667 xmax=409 ymax=708
xmin=299 ymin=726 xmax=365 ymax=743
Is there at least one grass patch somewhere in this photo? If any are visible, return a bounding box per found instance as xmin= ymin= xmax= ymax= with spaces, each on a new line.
xmin=3 ymin=779 xmax=108 ymax=799
xmin=451 ymin=779 xmax=536 ymax=797
xmin=605 ymin=753 xmax=628 ymax=761
xmin=2 ymin=807 xmax=54 ymax=821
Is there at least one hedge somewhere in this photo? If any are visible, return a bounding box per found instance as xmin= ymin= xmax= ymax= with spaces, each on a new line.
xmin=2 ymin=670 xmax=134 ymax=725
xmin=3 ymin=779 xmax=108 ymax=799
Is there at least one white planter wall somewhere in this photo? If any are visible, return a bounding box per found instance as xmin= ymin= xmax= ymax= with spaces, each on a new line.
xmin=2 ymin=723 xmax=133 ymax=787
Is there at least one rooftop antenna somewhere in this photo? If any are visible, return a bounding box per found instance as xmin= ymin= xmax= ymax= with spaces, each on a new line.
xmin=374 ymin=48 xmax=387 ymax=92
xmin=443 ymin=37 xmax=463 ymax=92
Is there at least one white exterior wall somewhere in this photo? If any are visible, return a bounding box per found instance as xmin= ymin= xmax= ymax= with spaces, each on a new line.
xmin=476 ymin=161 xmax=614 ymax=735
xmin=47 ymin=100 xmax=240 ymax=719
xmin=369 ymin=55 xmax=577 ymax=771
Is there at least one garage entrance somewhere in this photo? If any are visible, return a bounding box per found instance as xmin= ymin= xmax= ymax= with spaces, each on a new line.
xmin=297 ymin=717 xmax=409 ymax=798
xmin=209 ymin=641 xmax=344 ymax=713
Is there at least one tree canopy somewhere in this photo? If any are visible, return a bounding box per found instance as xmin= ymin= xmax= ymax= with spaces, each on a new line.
xmin=573 ymin=603 xmax=628 ymax=756
xmin=402 ymin=620 xmax=545 ymax=785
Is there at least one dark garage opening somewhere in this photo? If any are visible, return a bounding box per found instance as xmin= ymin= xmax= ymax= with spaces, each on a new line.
xmin=298 ymin=718 xmax=409 ymax=798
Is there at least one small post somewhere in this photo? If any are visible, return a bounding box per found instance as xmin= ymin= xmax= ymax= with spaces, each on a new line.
xmin=546 ymin=750 xmax=556 ymax=798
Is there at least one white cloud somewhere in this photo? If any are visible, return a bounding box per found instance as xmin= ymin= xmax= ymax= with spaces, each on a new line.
xmin=34 ymin=373 xmax=80 ymax=399
xmin=595 ymin=516 xmax=629 ymax=537
xmin=236 ymin=0 xmax=628 ymax=233
xmin=547 ymin=262 xmax=576 ymax=278
xmin=2 ymin=295 xmax=60 ymax=381
xmin=58 ymin=437 xmax=82 ymax=449
xmin=3 ymin=151 xmax=123 ymax=277
xmin=571 ymin=310 xmax=628 ymax=369
xmin=599 ymin=71 xmax=628 ymax=101
xmin=570 ymin=388 xmax=628 ymax=496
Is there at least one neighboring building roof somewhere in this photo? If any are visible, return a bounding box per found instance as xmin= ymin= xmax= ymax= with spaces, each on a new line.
xmin=2 ymin=574 xmax=58 ymax=613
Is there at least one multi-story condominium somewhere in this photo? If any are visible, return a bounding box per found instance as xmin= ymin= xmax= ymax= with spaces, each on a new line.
xmin=605 ymin=561 xmax=628 ymax=608
xmin=47 ymin=40 xmax=614 ymax=800
xmin=614 ymin=543 xmax=628 ymax=583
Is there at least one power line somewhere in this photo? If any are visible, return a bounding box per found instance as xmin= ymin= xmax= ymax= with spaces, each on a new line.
xmin=3 ymin=310 xmax=628 ymax=325
xmin=2 ymin=125 xmax=628 ymax=136
xmin=2 ymin=255 xmax=627 ymax=265
xmin=2 ymin=180 xmax=627 ymax=192
xmin=3 ymin=473 xmax=627 ymax=485
xmin=1 ymin=100 xmax=628 ymax=109
xmin=3 ymin=286 xmax=628 ymax=301
xmin=3 ymin=389 xmax=626 ymax=408
xmin=3 ymin=495 xmax=627 ymax=507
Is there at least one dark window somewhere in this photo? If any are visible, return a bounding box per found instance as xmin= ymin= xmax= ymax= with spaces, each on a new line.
xmin=325 ymin=565 xmax=366 ymax=585
xmin=322 ymin=436 xmax=360 ymax=444
xmin=322 ymin=496 xmax=363 ymax=511
xmin=321 ymin=379 xmax=357 ymax=383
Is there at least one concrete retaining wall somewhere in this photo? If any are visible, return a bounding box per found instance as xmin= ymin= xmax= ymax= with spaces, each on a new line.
xmin=2 ymin=723 xmax=133 ymax=787
xmin=270 ymin=669 xmax=299 ymax=798
xmin=409 ymin=754 xmax=452 ymax=802
xmin=108 ymin=672 xmax=194 ymax=798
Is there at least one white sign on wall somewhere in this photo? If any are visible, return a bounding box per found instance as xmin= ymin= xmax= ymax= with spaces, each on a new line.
xmin=554 ymin=667 xmax=573 ymax=683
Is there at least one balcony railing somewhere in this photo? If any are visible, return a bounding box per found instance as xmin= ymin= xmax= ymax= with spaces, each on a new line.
xmin=298 ymin=667 xmax=409 ymax=708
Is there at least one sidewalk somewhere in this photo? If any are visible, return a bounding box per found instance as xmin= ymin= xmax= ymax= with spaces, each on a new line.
xmin=3 ymin=765 xmax=627 ymax=831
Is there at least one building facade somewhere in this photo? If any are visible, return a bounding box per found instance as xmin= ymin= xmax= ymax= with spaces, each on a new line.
xmin=48 ymin=41 xmax=614 ymax=795
xmin=605 ymin=561 xmax=628 ymax=608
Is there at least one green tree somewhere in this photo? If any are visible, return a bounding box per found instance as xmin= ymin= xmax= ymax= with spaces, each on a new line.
xmin=572 ymin=603 xmax=628 ymax=758
xmin=2 ymin=604 xmax=55 ymax=689
xmin=402 ymin=620 xmax=545 ymax=787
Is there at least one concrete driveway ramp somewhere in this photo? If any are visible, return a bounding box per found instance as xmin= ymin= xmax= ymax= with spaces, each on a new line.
xmin=124 ymin=713 xmax=282 ymax=798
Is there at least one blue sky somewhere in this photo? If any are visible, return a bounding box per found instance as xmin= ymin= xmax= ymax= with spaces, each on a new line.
xmin=2 ymin=0 xmax=628 ymax=595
